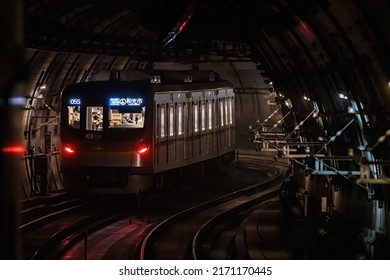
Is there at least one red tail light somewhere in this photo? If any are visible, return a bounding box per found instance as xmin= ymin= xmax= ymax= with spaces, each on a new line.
xmin=63 ymin=144 xmax=76 ymax=154
xmin=137 ymin=144 xmax=149 ymax=154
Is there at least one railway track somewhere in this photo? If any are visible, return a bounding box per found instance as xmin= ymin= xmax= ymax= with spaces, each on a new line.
xmin=21 ymin=152 xmax=290 ymax=260
xmin=21 ymin=193 xmax=135 ymax=259
xmin=140 ymin=155 xmax=289 ymax=259
xmin=193 ymin=198 xmax=291 ymax=259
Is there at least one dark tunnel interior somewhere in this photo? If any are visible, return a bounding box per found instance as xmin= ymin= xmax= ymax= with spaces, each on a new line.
xmin=1 ymin=0 xmax=390 ymax=260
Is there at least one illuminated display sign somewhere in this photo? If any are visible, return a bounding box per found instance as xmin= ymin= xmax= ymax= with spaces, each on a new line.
xmin=69 ymin=98 xmax=81 ymax=105
xmin=109 ymin=98 xmax=143 ymax=106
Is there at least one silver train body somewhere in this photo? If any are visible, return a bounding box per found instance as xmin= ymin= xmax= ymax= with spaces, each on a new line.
xmin=60 ymin=72 xmax=236 ymax=192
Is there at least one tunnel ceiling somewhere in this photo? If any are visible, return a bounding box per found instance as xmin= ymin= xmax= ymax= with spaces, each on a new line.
xmin=25 ymin=0 xmax=291 ymax=59
xmin=24 ymin=0 xmax=390 ymax=157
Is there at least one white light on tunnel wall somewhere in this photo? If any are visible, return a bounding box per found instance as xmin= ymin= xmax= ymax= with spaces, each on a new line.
xmin=303 ymin=95 xmax=310 ymax=101
xmin=9 ymin=96 xmax=26 ymax=106
xmin=348 ymin=106 xmax=356 ymax=114
xmin=339 ymin=93 xmax=348 ymax=100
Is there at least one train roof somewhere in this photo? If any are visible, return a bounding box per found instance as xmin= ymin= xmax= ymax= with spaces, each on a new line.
xmin=61 ymin=71 xmax=233 ymax=97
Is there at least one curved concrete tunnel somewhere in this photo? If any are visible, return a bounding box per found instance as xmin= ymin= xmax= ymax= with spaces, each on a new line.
xmin=1 ymin=0 xmax=390 ymax=259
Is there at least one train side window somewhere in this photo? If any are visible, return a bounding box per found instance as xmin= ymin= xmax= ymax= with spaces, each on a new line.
xmin=160 ymin=105 xmax=165 ymax=138
xmin=194 ymin=102 xmax=199 ymax=133
xmin=219 ymin=99 xmax=224 ymax=127
xmin=201 ymin=102 xmax=206 ymax=131
xmin=86 ymin=106 xmax=103 ymax=131
xmin=177 ymin=103 xmax=183 ymax=136
xmin=169 ymin=103 xmax=174 ymax=137
xmin=229 ymin=97 xmax=233 ymax=125
xmin=67 ymin=106 xmax=80 ymax=129
xmin=225 ymin=98 xmax=229 ymax=126
xmin=207 ymin=100 xmax=213 ymax=130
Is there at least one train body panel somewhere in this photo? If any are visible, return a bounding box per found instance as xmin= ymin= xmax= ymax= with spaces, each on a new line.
xmin=59 ymin=71 xmax=235 ymax=192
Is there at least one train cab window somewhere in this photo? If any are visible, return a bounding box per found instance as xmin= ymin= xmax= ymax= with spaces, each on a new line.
xmin=67 ymin=105 xmax=80 ymax=129
xmin=108 ymin=106 xmax=145 ymax=129
xmin=86 ymin=106 xmax=103 ymax=131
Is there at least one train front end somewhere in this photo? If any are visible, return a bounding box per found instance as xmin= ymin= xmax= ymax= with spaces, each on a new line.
xmin=59 ymin=81 xmax=153 ymax=193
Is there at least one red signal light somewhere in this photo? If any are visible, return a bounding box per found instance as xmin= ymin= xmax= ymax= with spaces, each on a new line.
xmin=2 ymin=145 xmax=25 ymax=154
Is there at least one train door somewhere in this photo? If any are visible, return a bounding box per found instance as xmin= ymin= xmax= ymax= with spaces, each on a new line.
xmin=191 ymin=91 xmax=202 ymax=161
xmin=155 ymin=102 xmax=166 ymax=170
xmin=227 ymin=88 xmax=236 ymax=149
xmin=192 ymin=100 xmax=200 ymax=160
xmin=216 ymin=88 xmax=235 ymax=157
xmin=200 ymin=99 xmax=206 ymax=159
xmin=217 ymin=93 xmax=226 ymax=155
xmin=154 ymin=93 xmax=170 ymax=172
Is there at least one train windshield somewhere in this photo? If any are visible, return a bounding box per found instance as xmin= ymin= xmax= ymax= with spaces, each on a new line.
xmin=86 ymin=106 xmax=103 ymax=131
xmin=108 ymin=105 xmax=145 ymax=129
xmin=67 ymin=105 xmax=80 ymax=129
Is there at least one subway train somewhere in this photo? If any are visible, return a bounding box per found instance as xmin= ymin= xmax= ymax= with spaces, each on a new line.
xmin=60 ymin=71 xmax=236 ymax=193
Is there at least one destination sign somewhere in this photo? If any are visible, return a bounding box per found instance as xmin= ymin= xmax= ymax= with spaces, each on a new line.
xmin=109 ymin=98 xmax=143 ymax=106
xmin=69 ymin=98 xmax=81 ymax=105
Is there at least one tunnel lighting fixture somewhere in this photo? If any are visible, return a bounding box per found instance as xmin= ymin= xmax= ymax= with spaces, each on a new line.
xmin=9 ymin=96 xmax=26 ymax=106
xmin=339 ymin=93 xmax=348 ymax=100
xmin=39 ymin=84 xmax=46 ymax=90
xmin=184 ymin=75 xmax=193 ymax=83
xmin=366 ymin=129 xmax=390 ymax=151
xmin=150 ymin=76 xmax=161 ymax=84
xmin=315 ymin=119 xmax=355 ymax=155
xmin=303 ymin=95 xmax=310 ymax=101
xmin=348 ymin=106 xmax=356 ymax=114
